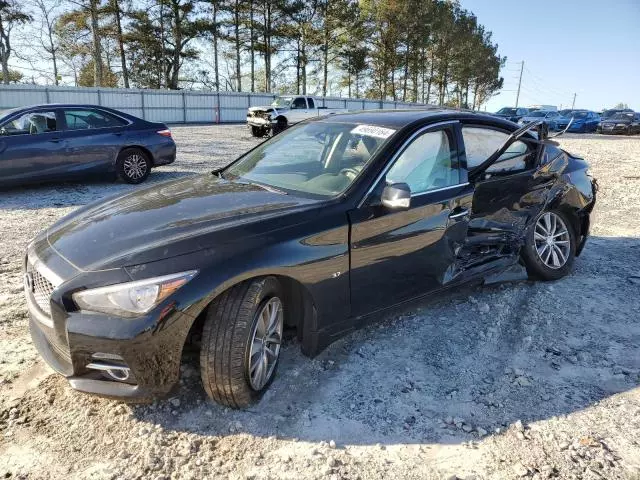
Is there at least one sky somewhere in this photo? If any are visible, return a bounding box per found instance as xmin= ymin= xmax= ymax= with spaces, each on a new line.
xmin=460 ymin=0 xmax=640 ymax=112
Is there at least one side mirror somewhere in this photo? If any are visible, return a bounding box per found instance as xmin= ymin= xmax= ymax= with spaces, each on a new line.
xmin=381 ymin=182 xmax=411 ymax=210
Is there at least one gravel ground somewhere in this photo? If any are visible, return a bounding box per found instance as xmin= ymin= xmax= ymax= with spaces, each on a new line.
xmin=1 ymin=126 xmax=639 ymax=480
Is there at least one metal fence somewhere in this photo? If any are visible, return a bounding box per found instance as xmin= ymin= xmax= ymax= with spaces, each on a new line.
xmin=0 ymin=85 xmax=425 ymax=124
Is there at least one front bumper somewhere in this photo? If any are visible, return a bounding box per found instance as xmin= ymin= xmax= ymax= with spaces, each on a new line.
xmin=26 ymin=270 xmax=194 ymax=401
xmin=599 ymin=124 xmax=629 ymax=134
xmin=247 ymin=117 xmax=274 ymax=129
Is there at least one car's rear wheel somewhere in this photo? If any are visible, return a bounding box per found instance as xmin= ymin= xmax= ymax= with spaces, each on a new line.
xmin=199 ymin=276 xmax=284 ymax=408
xmin=116 ymin=148 xmax=151 ymax=184
xmin=522 ymin=210 xmax=576 ymax=281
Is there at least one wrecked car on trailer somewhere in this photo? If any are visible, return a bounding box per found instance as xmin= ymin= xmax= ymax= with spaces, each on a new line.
xmin=24 ymin=109 xmax=596 ymax=408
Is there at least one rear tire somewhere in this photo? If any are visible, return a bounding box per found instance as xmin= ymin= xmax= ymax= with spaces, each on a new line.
xmin=199 ymin=277 xmax=284 ymax=408
xmin=522 ymin=210 xmax=576 ymax=281
xmin=116 ymin=148 xmax=151 ymax=184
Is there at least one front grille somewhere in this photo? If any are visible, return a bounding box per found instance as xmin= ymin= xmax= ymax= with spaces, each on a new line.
xmin=26 ymin=263 xmax=54 ymax=316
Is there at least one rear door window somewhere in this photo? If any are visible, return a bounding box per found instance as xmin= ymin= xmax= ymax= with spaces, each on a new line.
xmin=63 ymin=109 xmax=128 ymax=130
xmin=0 ymin=111 xmax=58 ymax=136
xmin=291 ymin=97 xmax=307 ymax=109
xmin=462 ymin=126 xmax=531 ymax=173
xmin=307 ymin=98 xmax=315 ymax=109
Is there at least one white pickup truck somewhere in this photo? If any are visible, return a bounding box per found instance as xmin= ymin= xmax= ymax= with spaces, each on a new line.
xmin=246 ymin=95 xmax=348 ymax=137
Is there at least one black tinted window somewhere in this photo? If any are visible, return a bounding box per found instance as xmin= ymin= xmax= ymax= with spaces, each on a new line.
xmin=0 ymin=111 xmax=57 ymax=136
xmin=292 ymin=98 xmax=307 ymax=109
xmin=307 ymin=98 xmax=315 ymax=109
xmin=64 ymin=109 xmax=127 ymax=130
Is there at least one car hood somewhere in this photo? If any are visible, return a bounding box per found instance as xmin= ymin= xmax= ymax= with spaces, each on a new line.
xmin=248 ymin=106 xmax=288 ymax=114
xmin=44 ymin=175 xmax=317 ymax=272
xmin=519 ymin=116 xmax=547 ymax=122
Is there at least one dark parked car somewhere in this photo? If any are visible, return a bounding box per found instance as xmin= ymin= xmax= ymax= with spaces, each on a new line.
xmin=0 ymin=104 xmax=176 ymax=187
xmin=517 ymin=110 xmax=561 ymax=132
xmin=556 ymin=110 xmax=600 ymax=133
xmin=597 ymin=111 xmax=640 ymax=135
xmin=493 ymin=107 xmax=530 ymax=123
xmin=25 ymin=110 xmax=596 ymax=408
xmin=600 ymin=108 xmax=634 ymax=121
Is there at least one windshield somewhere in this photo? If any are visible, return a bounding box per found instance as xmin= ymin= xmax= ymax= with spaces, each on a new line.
xmin=224 ymin=122 xmax=394 ymax=198
xmin=527 ymin=111 xmax=547 ymax=117
xmin=611 ymin=113 xmax=634 ymax=121
xmin=496 ymin=108 xmax=517 ymax=115
xmin=271 ymin=97 xmax=293 ymax=108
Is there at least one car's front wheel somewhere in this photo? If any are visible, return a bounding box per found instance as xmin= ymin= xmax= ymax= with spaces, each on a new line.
xmin=200 ymin=276 xmax=284 ymax=408
xmin=116 ymin=148 xmax=151 ymax=184
xmin=522 ymin=210 xmax=576 ymax=281
xmin=250 ymin=126 xmax=265 ymax=137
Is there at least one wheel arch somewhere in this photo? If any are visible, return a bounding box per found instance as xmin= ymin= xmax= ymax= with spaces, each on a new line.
xmin=118 ymin=145 xmax=155 ymax=167
xmin=185 ymin=273 xmax=318 ymax=355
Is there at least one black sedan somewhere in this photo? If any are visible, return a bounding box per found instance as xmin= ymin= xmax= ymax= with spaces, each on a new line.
xmin=24 ymin=110 xmax=596 ymax=408
xmin=0 ymin=104 xmax=176 ymax=187
xmin=597 ymin=111 xmax=640 ymax=135
xmin=492 ymin=106 xmax=530 ymax=123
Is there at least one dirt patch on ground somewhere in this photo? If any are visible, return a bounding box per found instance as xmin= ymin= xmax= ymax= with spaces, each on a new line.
xmin=1 ymin=128 xmax=639 ymax=479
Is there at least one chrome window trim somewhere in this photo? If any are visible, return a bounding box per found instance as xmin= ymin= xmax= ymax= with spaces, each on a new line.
xmin=411 ymin=182 xmax=470 ymax=198
xmin=357 ymin=120 xmax=463 ymax=208
xmin=27 ymin=251 xmax=63 ymax=288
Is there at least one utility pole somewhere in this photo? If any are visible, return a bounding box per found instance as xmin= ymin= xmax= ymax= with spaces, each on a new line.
xmin=571 ymin=93 xmax=576 ymax=109
xmin=515 ymin=61 xmax=524 ymax=108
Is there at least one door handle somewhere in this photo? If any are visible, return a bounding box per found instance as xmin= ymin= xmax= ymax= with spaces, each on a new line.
xmin=449 ymin=208 xmax=469 ymax=220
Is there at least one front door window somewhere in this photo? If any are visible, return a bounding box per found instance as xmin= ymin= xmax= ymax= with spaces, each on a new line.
xmin=0 ymin=111 xmax=58 ymax=136
xmin=386 ymin=129 xmax=460 ymax=193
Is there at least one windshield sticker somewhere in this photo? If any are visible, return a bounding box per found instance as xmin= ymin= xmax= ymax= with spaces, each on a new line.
xmin=350 ymin=124 xmax=396 ymax=139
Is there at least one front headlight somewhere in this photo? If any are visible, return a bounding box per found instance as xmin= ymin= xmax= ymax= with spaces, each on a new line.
xmin=615 ymin=123 xmax=627 ymax=127
xmin=72 ymin=271 xmax=197 ymax=318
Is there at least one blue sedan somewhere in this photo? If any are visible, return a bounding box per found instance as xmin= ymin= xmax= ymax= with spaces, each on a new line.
xmin=0 ymin=104 xmax=176 ymax=188
xmin=558 ymin=110 xmax=600 ymax=133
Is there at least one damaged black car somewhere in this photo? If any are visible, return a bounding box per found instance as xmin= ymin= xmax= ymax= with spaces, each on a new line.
xmin=24 ymin=110 xmax=596 ymax=408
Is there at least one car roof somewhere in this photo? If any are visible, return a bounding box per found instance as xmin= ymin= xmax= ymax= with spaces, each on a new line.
xmin=1 ymin=104 xmax=143 ymax=122
xmin=316 ymin=108 xmax=512 ymax=129
xmin=9 ymin=103 xmax=118 ymax=111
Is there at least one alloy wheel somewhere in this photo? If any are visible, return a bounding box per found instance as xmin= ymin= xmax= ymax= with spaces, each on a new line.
xmin=248 ymin=297 xmax=283 ymax=390
xmin=123 ymin=154 xmax=148 ymax=180
xmin=534 ymin=212 xmax=571 ymax=269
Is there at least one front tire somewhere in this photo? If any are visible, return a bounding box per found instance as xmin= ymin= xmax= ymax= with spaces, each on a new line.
xmin=200 ymin=277 xmax=284 ymax=408
xmin=116 ymin=148 xmax=151 ymax=184
xmin=522 ymin=210 xmax=576 ymax=281
xmin=250 ymin=125 xmax=264 ymax=137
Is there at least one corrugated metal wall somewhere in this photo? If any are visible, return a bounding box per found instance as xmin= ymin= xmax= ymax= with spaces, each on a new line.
xmin=0 ymin=85 xmax=426 ymax=124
